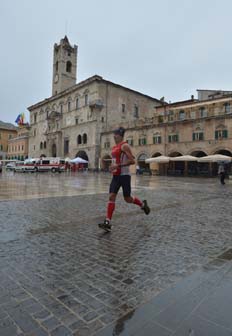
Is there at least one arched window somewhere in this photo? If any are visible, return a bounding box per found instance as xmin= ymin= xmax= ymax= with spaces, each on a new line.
xmin=68 ymin=101 xmax=71 ymax=112
xmin=44 ymin=141 xmax=46 ymax=149
xmin=66 ymin=61 xmax=72 ymax=73
xmin=40 ymin=142 xmax=43 ymax=149
xmin=76 ymin=98 xmax=79 ymax=109
xmin=77 ymin=135 xmax=82 ymax=144
xmin=83 ymin=133 xmax=87 ymax=144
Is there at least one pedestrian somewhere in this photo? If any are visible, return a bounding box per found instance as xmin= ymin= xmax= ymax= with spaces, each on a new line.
xmin=136 ymin=164 xmax=140 ymax=175
xmin=98 ymin=127 xmax=150 ymax=232
xmin=218 ymin=163 xmax=226 ymax=185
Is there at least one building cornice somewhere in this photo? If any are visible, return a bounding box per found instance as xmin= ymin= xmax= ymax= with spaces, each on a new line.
xmin=27 ymin=75 xmax=162 ymax=111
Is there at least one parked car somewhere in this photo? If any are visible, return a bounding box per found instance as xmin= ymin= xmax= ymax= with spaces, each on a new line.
xmin=6 ymin=161 xmax=23 ymax=171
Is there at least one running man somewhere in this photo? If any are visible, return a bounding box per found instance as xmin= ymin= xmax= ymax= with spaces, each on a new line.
xmin=99 ymin=127 xmax=150 ymax=232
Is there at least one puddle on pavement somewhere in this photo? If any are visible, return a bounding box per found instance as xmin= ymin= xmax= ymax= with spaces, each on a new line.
xmin=0 ymin=232 xmax=19 ymax=243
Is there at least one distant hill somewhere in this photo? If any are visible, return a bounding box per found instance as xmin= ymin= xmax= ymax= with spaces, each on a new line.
xmin=0 ymin=120 xmax=17 ymax=130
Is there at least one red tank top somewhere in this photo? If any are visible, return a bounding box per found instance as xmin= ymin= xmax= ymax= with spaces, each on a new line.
xmin=111 ymin=141 xmax=127 ymax=176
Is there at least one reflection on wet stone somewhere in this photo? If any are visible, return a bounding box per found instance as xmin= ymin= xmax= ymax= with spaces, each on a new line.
xmin=1 ymin=173 xmax=232 ymax=334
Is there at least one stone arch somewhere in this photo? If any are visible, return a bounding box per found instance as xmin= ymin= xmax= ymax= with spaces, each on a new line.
xmin=75 ymin=151 xmax=88 ymax=161
xmin=212 ymin=148 xmax=232 ymax=156
xmin=137 ymin=152 xmax=149 ymax=169
xmin=190 ymin=149 xmax=207 ymax=157
xmin=151 ymin=152 xmax=162 ymax=157
xmin=168 ymin=151 xmax=183 ymax=157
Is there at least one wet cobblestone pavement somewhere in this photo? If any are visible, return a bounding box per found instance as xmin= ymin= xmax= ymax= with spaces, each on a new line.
xmin=1 ymin=172 xmax=232 ymax=335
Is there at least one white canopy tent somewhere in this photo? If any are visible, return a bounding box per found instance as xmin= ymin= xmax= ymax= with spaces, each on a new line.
xmin=197 ymin=154 xmax=232 ymax=163
xmin=145 ymin=156 xmax=170 ymax=164
xmin=170 ymin=155 xmax=198 ymax=162
xmin=70 ymin=157 xmax=88 ymax=164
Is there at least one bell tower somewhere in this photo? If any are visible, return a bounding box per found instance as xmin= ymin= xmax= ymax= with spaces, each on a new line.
xmin=52 ymin=36 xmax=78 ymax=96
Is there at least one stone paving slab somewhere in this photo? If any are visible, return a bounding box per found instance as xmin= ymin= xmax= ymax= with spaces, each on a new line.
xmin=1 ymin=174 xmax=232 ymax=335
xmin=95 ymin=258 xmax=232 ymax=335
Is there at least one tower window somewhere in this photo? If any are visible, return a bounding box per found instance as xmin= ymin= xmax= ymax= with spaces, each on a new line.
xmin=56 ymin=61 xmax=58 ymax=72
xmin=66 ymin=61 xmax=72 ymax=73
xmin=68 ymin=101 xmax=71 ymax=112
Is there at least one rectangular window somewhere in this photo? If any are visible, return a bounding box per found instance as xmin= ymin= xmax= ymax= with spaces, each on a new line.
xmin=75 ymin=118 xmax=79 ymax=125
xmin=104 ymin=142 xmax=110 ymax=149
xmin=199 ymin=107 xmax=207 ymax=118
xmin=60 ymin=104 xmax=63 ymax=114
xmin=101 ymin=117 xmax=104 ymax=122
xmin=224 ymin=103 xmax=231 ymax=114
xmin=190 ymin=111 xmax=196 ymax=119
xmin=127 ymin=139 xmax=133 ymax=146
xmin=158 ymin=116 xmax=164 ymax=123
xmin=215 ymin=130 xmax=228 ymax=139
xmin=168 ymin=134 xmax=179 ymax=143
xmin=139 ymin=138 xmax=146 ymax=146
xmin=64 ymin=139 xmax=69 ymax=154
xmin=76 ymin=98 xmax=79 ymax=109
xmin=134 ymin=105 xmax=139 ymax=118
xmin=179 ymin=110 xmax=185 ymax=120
xmin=193 ymin=132 xmax=204 ymax=141
xmin=168 ymin=111 xmax=174 ymax=122
xmin=68 ymin=101 xmax=71 ymax=112
xmin=122 ymin=104 xmax=125 ymax=113
xmin=85 ymin=94 xmax=89 ymax=106
xmin=153 ymin=136 xmax=162 ymax=144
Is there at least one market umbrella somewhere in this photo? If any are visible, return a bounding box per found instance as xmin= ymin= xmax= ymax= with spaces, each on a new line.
xmin=198 ymin=154 xmax=232 ymax=163
xmin=145 ymin=156 xmax=170 ymax=163
xmin=70 ymin=157 xmax=88 ymax=164
xmin=170 ymin=155 xmax=198 ymax=161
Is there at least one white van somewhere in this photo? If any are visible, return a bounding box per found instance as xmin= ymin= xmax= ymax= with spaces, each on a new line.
xmin=35 ymin=158 xmax=65 ymax=172
xmin=15 ymin=158 xmax=65 ymax=173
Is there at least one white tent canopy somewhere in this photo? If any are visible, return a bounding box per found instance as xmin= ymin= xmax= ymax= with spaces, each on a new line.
xmin=197 ymin=154 xmax=232 ymax=163
xmin=70 ymin=157 xmax=88 ymax=164
xmin=170 ymin=155 xmax=198 ymax=162
xmin=145 ymin=156 xmax=170 ymax=163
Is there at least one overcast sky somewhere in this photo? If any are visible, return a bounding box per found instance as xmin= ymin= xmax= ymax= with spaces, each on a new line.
xmin=1 ymin=0 xmax=232 ymax=124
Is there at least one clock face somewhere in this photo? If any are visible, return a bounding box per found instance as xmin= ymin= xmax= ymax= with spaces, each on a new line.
xmin=54 ymin=74 xmax=59 ymax=83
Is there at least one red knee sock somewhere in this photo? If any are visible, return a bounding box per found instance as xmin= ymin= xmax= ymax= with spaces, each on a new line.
xmin=106 ymin=201 xmax=115 ymax=220
xmin=133 ymin=197 xmax=143 ymax=207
